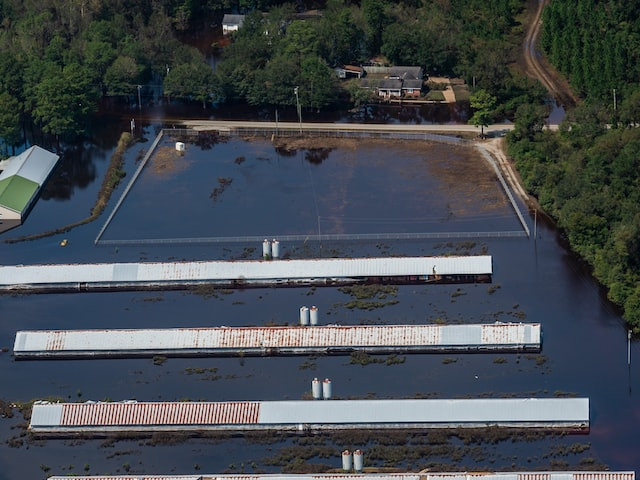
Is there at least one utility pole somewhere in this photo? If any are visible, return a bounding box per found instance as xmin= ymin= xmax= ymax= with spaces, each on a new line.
xmin=137 ymin=85 xmax=142 ymax=112
xmin=613 ymin=88 xmax=617 ymax=112
xmin=294 ymin=86 xmax=302 ymax=134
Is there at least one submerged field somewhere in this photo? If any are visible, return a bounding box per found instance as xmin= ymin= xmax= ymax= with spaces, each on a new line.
xmin=0 ymin=128 xmax=637 ymax=478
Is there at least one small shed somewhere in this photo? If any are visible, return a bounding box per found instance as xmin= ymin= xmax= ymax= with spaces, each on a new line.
xmin=0 ymin=145 xmax=59 ymax=232
xmin=222 ymin=14 xmax=245 ymax=35
xmin=335 ymin=65 xmax=364 ymax=79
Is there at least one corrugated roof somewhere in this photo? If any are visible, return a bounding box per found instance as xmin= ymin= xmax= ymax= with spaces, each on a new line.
xmin=30 ymin=398 xmax=589 ymax=431
xmin=0 ymin=145 xmax=59 ymax=185
xmin=0 ymin=175 xmax=39 ymax=213
xmin=45 ymin=474 xmax=636 ymax=480
xmin=0 ymin=255 xmax=492 ymax=288
xmin=59 ymin=402 xmax=260 ymax=426
xmin=14 ymin=323 xmax=541 ymax=357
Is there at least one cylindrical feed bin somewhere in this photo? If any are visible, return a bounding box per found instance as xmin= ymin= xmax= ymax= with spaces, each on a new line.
xmin=271 ymin=239 xmax=280 ymax=259
xmin=310 ymin=306 xmax=319 ymax=325
xmin=322 ymin=378 xmax=332 ymax=399
xmin=341 ymin=450 xmax=352 ymax=472
xmin=353 ymin=449 xmax=364 ymax=472
xmin=311 ymin=378 xmax=322 ymax=399
xmin=299 ymin=306 xmax=310 ymax=326
xmin=262 ymin=239 xmax=271 ymax=259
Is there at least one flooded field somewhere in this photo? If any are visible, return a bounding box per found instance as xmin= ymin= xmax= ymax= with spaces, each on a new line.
xmin=0 ymin=122 xmax=638 ymax=479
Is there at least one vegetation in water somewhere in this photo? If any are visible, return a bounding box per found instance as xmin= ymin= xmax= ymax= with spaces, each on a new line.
xmin=507 ymin=0 xmax=640 ymax=332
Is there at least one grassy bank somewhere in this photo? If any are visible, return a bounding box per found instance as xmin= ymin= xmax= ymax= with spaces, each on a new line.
xmin=4 ymin=132 xmax=134 ymax=244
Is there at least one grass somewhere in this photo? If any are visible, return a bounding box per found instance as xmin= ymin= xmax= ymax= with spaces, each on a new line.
xmin=425 ymin=90 xmax=446 ymax=101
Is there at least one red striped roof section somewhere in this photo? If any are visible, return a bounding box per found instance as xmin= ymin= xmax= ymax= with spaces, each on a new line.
xmin=60 ymin=402 xmax=260 ymax=426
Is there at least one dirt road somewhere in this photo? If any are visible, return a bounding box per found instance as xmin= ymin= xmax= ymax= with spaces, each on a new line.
xmin=523 ymin=0 xmax=577 ymax=108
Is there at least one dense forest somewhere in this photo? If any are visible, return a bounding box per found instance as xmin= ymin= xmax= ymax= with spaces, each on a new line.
xmin=217 ymin=0 xmax=545 ymax=112
xmin=0 ymin=0 xmax=542 ymax=146
xmin=507 ymin=0 xmax=640 ymax=330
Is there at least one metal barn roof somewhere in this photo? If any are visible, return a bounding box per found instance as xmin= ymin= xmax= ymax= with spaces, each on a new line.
xmin=0 ymin=145 xmax=59 ymax=218
xmin=29 ymin=398 xmax=589 ymax=433
xmin=0 ymin=145 xmax=59 ymax=185
xmin=14 ymin=323 xmax=541 ymax=358
xmin=0 ymin=255 xmax=492 ymax=292
xmin=46 ymin=474 xmax=636 ymax=480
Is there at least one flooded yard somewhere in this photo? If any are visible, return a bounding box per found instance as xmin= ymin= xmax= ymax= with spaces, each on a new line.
xmin=0 ymin=123 xmax=638 ymax=478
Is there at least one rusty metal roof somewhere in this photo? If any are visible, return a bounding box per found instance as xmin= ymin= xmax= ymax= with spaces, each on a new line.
xmin=46 ymin=472 xmax=635 ymax=480
xmin=14 ymin=323 xmax=541 ymax=358
xmin=0 ymin=255 xmax=492 ymax=290
xmin=30 ymin=398 xmax=589 ymax=432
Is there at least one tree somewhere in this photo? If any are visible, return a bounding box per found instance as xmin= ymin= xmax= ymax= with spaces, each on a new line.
xmin=104 ymin=56 xmax=142 ymax=97
xmin=164 ymin=61 xmax=221 ymax=108
xmin=469 ymin=89 xmax=496 ymax=138
xmin=32 ymin=63 xmax=100 ymax=138
xmin=0 ymin=92 xmax=21 ymax=155
xmin=299 ymin=55 xmax=339 ymax=111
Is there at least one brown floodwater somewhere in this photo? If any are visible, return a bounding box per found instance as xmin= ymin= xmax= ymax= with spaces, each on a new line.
xmin=0 ymin=118 xmax=637 ymax=478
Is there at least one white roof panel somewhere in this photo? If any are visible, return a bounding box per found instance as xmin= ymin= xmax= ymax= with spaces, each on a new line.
xmin=0 ymin=146 xmax=59 ymax=185
xmin=31 ymin=398 xmax=588 ymax=431
xmin=0 ymin=256 xmax=492 ymax=288
xmin=14 ymin=324 xmax=541 ymax=356
xmin=45 ymin=474 xmax=636 ymax=480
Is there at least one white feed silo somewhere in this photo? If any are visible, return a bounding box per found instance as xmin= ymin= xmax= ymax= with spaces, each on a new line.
xmin=341 ymin=450 xmax=352 ymax=472
xmin=353 ymin=449 xmax=364 ymax=472
xmin=322 ymin=378 xmax=332 ymax=399
xmin=311 ymin=378 xmax=322 ymax=399
xmin=299 ymin=306 xmax=310 ymax=326
xmin=271 ymin=239 xmax=280 ymax=259
xmin=262 ymin=239 xmax=271 ymax=259
xmin=310 ymin=306 xmax=319 ymax=325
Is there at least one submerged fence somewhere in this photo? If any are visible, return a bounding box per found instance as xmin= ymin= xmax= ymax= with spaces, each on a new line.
xmin=94 ymin=126 xmax=530 ymax=247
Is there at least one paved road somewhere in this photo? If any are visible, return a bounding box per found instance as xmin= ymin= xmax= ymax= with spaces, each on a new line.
xmin=180 ymin=120 xmax=559 ymax=134
xmin=180 ymin=119 xmax=517 ymax=134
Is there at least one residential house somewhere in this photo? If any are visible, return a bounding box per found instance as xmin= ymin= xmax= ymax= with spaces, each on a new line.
xmin=222 ymin=14 xmax=245 ymax=35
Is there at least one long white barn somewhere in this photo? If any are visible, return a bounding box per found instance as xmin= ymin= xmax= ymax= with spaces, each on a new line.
xmin=14 ymin=323 xmax=541 ymax=359
xmin=30 ymin=397 xmax=589 ymax=434
xmin=0 ymin=255 xmax=492 ymax=293
xmin=46 ymin=473 xmax=635 ymax=480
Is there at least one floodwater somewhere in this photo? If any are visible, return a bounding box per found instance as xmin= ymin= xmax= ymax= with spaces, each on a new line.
xmin=0 ymin=117 xmax=639 ymax=479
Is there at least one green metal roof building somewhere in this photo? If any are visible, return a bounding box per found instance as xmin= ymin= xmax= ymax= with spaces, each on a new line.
xmin=0 ymin=146 xmax=59 ymax=232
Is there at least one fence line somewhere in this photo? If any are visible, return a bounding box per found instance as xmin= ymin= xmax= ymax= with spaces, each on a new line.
xmin=94 ymin=126 xmax=529 ymax=246
xmin=94 ymin=130 xmax=165 ymax=245
xmin=96 ymin=230 xmax=526 ymax=247
xmin=237 ymin=128 xmax=468 ymax=146
xmin=476 ymin=145 xmax=530 ymax=238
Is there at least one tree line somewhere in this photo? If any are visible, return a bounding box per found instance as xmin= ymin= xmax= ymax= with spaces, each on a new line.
xmin=507 ymin=1 xmax=640 ymax=330
xmin=0 ymin=0 xmax=545 ymax=147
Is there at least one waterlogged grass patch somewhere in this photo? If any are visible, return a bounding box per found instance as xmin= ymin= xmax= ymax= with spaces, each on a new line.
xmin=337 ymin=285 xmax=399 ymax=311
xmin=349 ymin=352 xmax=406 ymax=366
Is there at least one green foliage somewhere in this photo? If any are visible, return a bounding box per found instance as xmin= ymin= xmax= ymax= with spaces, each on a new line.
xmin=508 ymin=113 xmax=640 ymax=330
xmin=32 ymin=63 xmax=100 ymax=138
xmin=104 ymin=56 xmax=142 ymax=97
xmin=164 ymin=61 xmax=221 ymax=107
xmin=541 ymin=0 xmax=640 ymax=102
xmin=469 ymin=89 xmax=496 ymax=137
